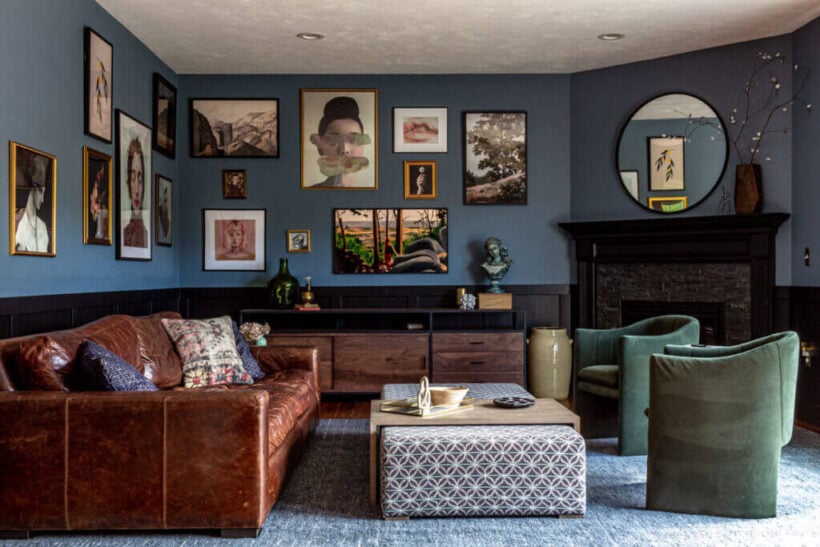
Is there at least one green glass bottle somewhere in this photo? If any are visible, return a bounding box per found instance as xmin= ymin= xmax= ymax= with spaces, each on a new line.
xmin=268 ymin=258 xmax=299 ymax=308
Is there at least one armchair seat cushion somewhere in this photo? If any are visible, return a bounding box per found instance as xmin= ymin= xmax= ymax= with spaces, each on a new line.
xmin=577 ymin=364 xmax=619 ymax=388
xmin=577 ymin=381 xmax=619 ymax=399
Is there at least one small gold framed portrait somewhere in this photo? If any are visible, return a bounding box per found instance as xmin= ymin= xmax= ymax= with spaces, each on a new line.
xmin=10 ymin=141 xmax=57 ymax=256
xmin=404 ymin=160 xmax=437 ymax=199
xmin=222 ymin=169 xmax=247 ymax=199
xmin=287 ymin=229 xmax=310 ymax=253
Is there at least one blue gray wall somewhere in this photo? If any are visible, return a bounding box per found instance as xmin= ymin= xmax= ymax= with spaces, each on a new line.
xmin=792 ymin=17 xmax=820 ymax=287
xmin=177 ymin=74 xmax=571 ymax=288
xmin=0 ymin=0 xmax=178 ymax=297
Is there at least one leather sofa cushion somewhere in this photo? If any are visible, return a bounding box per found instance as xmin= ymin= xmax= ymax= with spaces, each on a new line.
xmin=15 ymin=315 xmax=141 ymax=391
xmin=134 ymin=312 xmax=184 ymax=388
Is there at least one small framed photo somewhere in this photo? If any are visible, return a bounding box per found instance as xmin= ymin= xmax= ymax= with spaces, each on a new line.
xmin=155 ymin=175 xmax=173 ymax=246
xmin=116 ymin=110 xmax=152 ymax=261
xmin=9 ymin=142 xmax=56 ymax=256
xmin=619 ymin=170 xmax=639 ymax=201
xmin=84 ymin=27 xmax=113 ymax=143
xmin=286 ymin=229 xmax=311 ymax=253
xmin=203 ymin=209 xmax=266 ymax=271
xmin=648 ymin=136 xmax=685 ymax=191
xmin=648 ymin=196 xmax=688 ymax=213
xmin=152 ymin=73 xmax=177 ymax=158
xmin=190 ymin=98 xmax=278 ymax=158
xmin=464 ymin=111 xmax=527 ymax=205
xmin=404 ymin=160 xmax=437 ymax=199
xmin=393 ymin=107 xmax=447 ymax=153
xmin=301 ymin=88 xmax=378 ymax=190
xmin=83 ymin=146 xmax=113 ymax=245
xmin=222 ymin=169 xmax=247 ymax=199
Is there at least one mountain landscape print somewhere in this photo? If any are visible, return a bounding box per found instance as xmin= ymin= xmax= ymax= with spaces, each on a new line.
xmin=191 ymin=98 xmax=278 ymax=157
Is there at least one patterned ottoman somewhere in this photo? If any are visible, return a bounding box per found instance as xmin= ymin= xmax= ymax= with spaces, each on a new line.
xmin=380 ymin=425 xmax=586 ymax=518
xmin=381 ymin=382 xmax=532 ymax=401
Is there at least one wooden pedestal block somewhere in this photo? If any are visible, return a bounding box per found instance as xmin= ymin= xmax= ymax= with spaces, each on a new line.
xmin=478 ymin=292 xmax=512 ymax=309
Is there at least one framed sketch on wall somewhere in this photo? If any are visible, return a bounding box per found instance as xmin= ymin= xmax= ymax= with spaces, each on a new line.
xmin=84 ymin=27 xmax=113 ymax=143
xmin=190 ymin=98 xmax=278 ymax=157
xmin=648 ymin=136 xmax=685 ymax=191
xmin=463 ymin=111 xmax=527 ymax=205
xmin=619 ymin=170 xmax=639 ymax=201
xmin=152 ymin=73 xmax=177 ymax=158
xmin=116 ymin=110 xmax=152 ymax=261
xmin=301 ymin=89 xmax=378 ymax=190
xmin=155 ymin=175 xmax=173 ymax=246
xmin=393 ymin=107 xmax=447 ymax=153
xmin=203 ymin=209 xmax=266 ymax=271
xmin=83 ymin=146 xmax=113 ymax=245
xmin=9 ymin=141 xmax=57 ymax=257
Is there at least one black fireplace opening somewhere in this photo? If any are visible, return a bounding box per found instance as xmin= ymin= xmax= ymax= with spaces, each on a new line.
xmin=621 ymin=300 xmax=725 ymax=345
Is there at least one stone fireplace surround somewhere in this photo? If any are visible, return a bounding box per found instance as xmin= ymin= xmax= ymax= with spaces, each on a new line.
xmin=559 ymin=213 xmax=789 ymax=343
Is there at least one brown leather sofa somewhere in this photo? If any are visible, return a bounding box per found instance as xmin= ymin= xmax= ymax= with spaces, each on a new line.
xmin=0 ymin=312 xmax=320 ymax=539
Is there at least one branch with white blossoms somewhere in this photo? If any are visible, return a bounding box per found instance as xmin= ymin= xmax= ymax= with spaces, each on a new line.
xmin=729 ymin=51 xmax=811 ymax=165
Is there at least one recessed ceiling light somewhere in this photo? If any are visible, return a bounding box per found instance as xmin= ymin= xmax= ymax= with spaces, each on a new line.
xmin=297 ymin=32 xmax=324 ymax=41
xmin=598 ymin=33 xmax=625 ymax=41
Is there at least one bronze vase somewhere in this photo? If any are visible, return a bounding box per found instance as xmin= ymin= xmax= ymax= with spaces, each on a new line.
xmin=734 ymin=163 xmax=762 ymax=215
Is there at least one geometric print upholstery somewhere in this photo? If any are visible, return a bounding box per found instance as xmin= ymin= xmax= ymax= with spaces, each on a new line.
xmin=381 ymin=382 xmax=533 ymax=401
xmin=381 ymin=425 xmax=586 ymax=518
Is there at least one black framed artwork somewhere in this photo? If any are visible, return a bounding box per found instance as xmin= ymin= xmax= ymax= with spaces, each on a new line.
xmin=83 ymin=27 xmax=113 ymax=143
xmin=152 ymin=73 xmax=177 ymax=158
xmin=202 ymin=209 xmax=266 ymax=271
xmin=463 ymin=111 xmax=527 ymax=205
xmin=116 ymin=110 xmax=152 ymax=261
xmin=190 ymin=98 xmax=278 ymax=158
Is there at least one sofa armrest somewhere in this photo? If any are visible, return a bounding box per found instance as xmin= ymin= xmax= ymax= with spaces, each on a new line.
xmin=253 ymin=346 xmax=320 ymax=391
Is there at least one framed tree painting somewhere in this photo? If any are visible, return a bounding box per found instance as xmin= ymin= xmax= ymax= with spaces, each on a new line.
xmin=301 ymin=89 xmax=378 ymax=190
xmin=203 ymin=209 xmax=266 ymax=271
xmin=333 ymin=208 xmax=447 ymax=274
xmin=116 ymin=110 xmax=152 ymax=261
xmin=84 ymin=27 xmax=113 ymax=143
xmin=463 ymin=111 xmax=527 ymax=205
xmin=9 ymin=141 xmax=56 ymax=256
xmin=648 ymin=136 xmax=685 ymax=191
xmin=82 ymin=146 xmax=113 ymax=245
xmin=190 ymin=99 xmax=278 ymax=157
xmin=393 ymin=107 xmax=447 ymax=153
xmin=155 ymin=174 xmax=173 ymax=246
xmin=152 ymin=73 xmax=177 ymax=158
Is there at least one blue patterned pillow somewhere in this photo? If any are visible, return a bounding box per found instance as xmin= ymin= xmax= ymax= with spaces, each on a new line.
xmin=76 ymin=340 xmax=158 ymax=392
xmin=232 ymin=321 xmax=265 ymax=379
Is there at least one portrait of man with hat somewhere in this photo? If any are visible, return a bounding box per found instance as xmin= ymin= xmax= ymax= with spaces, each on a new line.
xmin=12 ymin=144 xmax=55 ymax=255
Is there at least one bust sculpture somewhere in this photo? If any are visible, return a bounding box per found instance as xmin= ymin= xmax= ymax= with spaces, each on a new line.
xmin=480 ymin=236 xmax=512 ymax=294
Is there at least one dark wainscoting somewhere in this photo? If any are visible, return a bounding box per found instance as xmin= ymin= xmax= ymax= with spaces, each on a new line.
xmin=786 ymin=287 xmax=820 ymax=431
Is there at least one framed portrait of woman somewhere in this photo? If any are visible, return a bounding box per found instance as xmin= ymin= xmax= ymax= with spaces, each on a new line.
xmin=116 ymin=109 xmax=152 ymax=261
xmin=82 ymin=146 xmax=112 ymax=245
xmin=301 ymin=89 xmax=378 ymax=190
xmin=9 ymin=141 xmax=57 ymax=257
xmin=203 ymin=209 xmax=266 ymax=271
xmin=155 ymin=175 xmax=173 ymax=246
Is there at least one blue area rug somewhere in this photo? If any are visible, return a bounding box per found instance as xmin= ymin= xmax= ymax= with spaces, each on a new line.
xmin=12 ymin=419 xmax=820 ymax=545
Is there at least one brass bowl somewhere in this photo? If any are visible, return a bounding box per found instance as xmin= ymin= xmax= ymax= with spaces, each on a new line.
xmin=429 ymin=386 xmax=469 ymax=407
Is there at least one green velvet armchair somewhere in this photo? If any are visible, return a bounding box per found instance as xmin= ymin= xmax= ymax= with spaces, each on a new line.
xmin=646 ymin=331 xmax=800 ymax=518
xmin=573 ymin=315 xmax=700 ymax=456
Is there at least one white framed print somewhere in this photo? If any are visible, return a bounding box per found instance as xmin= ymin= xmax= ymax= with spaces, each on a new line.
xmin=203 ymin=209 xmax=266 ymax=271
xmin=393 ymin=107 xmax=447 ymax=153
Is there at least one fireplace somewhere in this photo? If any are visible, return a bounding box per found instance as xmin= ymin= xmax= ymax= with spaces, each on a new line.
xmin=559 ymin=213 xmax=788 ymax=342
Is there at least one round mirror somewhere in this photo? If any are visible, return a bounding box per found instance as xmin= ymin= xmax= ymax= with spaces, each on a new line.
xmin=616 ymin=93 xmax=728 ymax=213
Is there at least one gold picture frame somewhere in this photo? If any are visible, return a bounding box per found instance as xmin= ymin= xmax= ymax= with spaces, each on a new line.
xmin=404 ymin=160 xmax=437 ymax=199
xmin=648 ymin=196 xmax=688 ymax=213
xmin=222 ymin=169 xmax=247 ymax=199
xmin=82 ymin=146 xmax=113 ymax=245
xmin=10 ymin=141 xmax=57 ymax=256
xmin=287 ymin=229 xmax=311 ymax=253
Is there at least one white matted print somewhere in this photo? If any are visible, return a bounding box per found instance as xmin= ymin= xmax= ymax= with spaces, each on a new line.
xmin=393 ymin=107 xmax=447 ymax=153
xmin=648 ymin=136 xmax=685 ymax=191
xmin=116 ymin=110 xmax=152 ymax=261
xmin=203 ymin=209 xmax=265 ymax=271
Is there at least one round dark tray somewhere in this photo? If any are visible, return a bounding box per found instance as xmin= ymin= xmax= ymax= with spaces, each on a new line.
xmin=493 ymin=396 xmax=536 ymax=409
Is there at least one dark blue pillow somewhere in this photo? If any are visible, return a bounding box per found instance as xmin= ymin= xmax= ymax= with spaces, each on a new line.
xmin=76 ymin=340 xmax=158 ymax=392
xmin=232 ymin=321 xmax=265 ymax=379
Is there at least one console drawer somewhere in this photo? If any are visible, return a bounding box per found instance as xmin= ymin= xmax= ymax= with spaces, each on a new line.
xmin=432 ymin=332 xmax=523 ymax=353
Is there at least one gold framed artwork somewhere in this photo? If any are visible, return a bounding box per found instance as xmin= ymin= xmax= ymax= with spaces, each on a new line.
xmin=222 ymin=169 xmax=247 ymax=199
xmin=404 ymin=160 xmax=437 ymax=199
xmin=155 ymin=174 xmax=173 ymax=246
xmin=301 ymin=88 xmax=378 ymax=190
xmin=82 ymin=146 xmax=112 ymax=245
xmin=648 ymin=196 xmax=687 ymax=212
xmin=286 ymin=229 xmax=311 ymax=253
xmin=9 ymin=141 xmax=57 ymax=257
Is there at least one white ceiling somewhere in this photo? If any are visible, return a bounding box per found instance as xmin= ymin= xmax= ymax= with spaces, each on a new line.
xmin=95 ymin=0 xmax=820 ymax=74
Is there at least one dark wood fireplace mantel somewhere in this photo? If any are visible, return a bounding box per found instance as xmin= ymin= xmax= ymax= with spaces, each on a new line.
xmin=559 ymin=213 xmax=789 ymax=340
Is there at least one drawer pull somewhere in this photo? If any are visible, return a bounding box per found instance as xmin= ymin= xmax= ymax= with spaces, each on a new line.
xmin=470 ymin=360 xmax=486 ymax=365
xmin=469 ymin=341 xmax=485 ymax=345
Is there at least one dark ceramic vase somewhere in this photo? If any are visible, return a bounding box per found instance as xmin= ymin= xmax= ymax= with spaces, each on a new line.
xmin=734 ymin=164 xmax=762 ymax=215
xmin=268 ymin=258 xmax=299 ymax=309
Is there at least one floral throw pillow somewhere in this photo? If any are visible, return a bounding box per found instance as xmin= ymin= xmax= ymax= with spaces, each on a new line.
xmin=161 ymin=316 xmax=253 ymax=388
